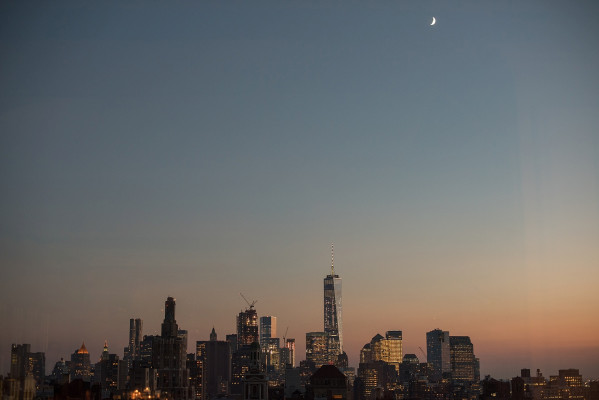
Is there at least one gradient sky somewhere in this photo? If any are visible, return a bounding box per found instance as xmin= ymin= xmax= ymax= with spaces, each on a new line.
xmin=1 ymin=1 xmax=598 ymax=380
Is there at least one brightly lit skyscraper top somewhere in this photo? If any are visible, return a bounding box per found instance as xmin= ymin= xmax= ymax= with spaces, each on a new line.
xmin=324 ymin=244 xmax=343 ymax=355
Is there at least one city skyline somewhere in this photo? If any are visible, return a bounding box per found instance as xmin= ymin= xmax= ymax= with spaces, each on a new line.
xmin=1 ymin=277 xmax=598 ymax=381
xmin=1 ymin=0 xmax=598 ymax=384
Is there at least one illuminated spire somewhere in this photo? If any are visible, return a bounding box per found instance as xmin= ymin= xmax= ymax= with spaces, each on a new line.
xmin=77 ymin=341 xmax=88 ymax=354
xmin=331 ymin=243 xmax=334 ymax=276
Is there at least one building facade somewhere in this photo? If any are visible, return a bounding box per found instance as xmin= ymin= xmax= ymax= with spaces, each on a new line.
xmin=152 ymin=297 xmax=192 ymax=400
xmin=323 ymin=247 xmax=342 ymax=357
xmin=70 ymin=342 xmax=91 ymax=382
xmin=237 ymin=308 xmax=259 ymax=347
xmin=449 ymin=336 xmax=475 ymax=383
xmin=196 ymin=328 xmax=231 ymax=400
xmin=426 ymin=329 xmax=450 ymax=382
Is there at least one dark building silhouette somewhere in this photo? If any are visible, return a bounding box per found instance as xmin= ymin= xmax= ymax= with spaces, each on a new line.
xmin=51 ymin=358 xmax=70 ymax=386
xmin=589 ymin=381 xmax=599 ymax=400
xmin=355 ymin=360 xmax=397 ymax=400
xmin=511 ymin=376 xmax=525 ymax=400
xmin=196 ymin=328 xmax=231 ymax=400
xmin=241 ymin=343 xmax=268 ymax=400
xmin=152 ymin=297 xmax=192 ymax=400
xmin=481 ymin=376 xmax=510 ymax=400
xmin=226 ymin=335 xmax=238 ymax=354
xmin=95 ymin=341 xmax=119 ymax=399
xmin=54 ymin=378 xmax=101 ymax=400
xmin=10 ymin=344 xmax=46 ymax=397
xmin=71 ymin=343 xmax=92 ymax=382
xmin=124 ymin=319 xmax=144 ymax=367
xmin=309 ymin=365 xmax=348 ymax=400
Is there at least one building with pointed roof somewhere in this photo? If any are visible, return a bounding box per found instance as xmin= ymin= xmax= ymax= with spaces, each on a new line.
xmin=71 ymin=342 xmax=91 ymax=382
xmin=96 ymin=341 xmax=120 ymax=399
xmin=153 ymin=297 xmax=193 ymax=400
xmin=196 ymin=328 xmax=231 ymax=400
xmin=324 ymin=245 xmax=342 ymax=357
xmin=77 ymin=342 xmax=89 ymax=354
xmin=310 ymin=364 xmax=349 ymax=400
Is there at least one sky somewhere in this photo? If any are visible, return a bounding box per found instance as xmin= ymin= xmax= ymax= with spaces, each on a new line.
xmin=1 ymin=1 xmax=598 ymax=380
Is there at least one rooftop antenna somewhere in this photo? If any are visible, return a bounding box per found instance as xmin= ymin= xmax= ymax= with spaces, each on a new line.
xmin=331 ymin=243 xmax=335 ymax=276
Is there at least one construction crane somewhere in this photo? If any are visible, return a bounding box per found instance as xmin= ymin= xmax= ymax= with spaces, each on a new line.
xmin=282 ymin=326 xmax=289 ymax=342
xmin=418 ymin=346 xmax=427 ymax=361
xmin=240 ymin=293 xmax=257 ymax=309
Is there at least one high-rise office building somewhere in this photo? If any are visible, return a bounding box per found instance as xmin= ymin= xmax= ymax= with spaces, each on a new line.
xmin=70 ymin=342 xmax=92 ymax=382
xmin=139 ymin=335 xmax=155 ymax=366
xmin=426 ymin=329 xmax=450 ymax=381
xmin=50 ymin=358 xmax=69 ymax=385
xmin=259 ymin=316 xmax=279 ymax=374
xmin=96 ymin=341 xmax=120 ymax=399
xmin=152 ymin=297 xmax=192 ymax=400
xmin=362 ymin=331 xmax=403 ymax=372
xmin=10 ymin=344 xmax=31 ymax=382
xmin=241 ymin=343 xmax=268 ymax=400
xmin=285 ymin=339 xmax=295 ymax=368
xmin=232 ymin=302 xmax=259 ymax=396
xmin=449 ymin=336 xmax=475 ymax=383
xmin=10 ymin=344 xmax=46 ymax=393
xmin=259 ymin=316 xmax=277 ymax=347
xmin=324 ymin=245 xmax=343 ymax=356
xmin=237 ymin=307 xmax=258 ymax=347
xmin=305 ymin=332 xmax=332 ymax=368
xmin=196 ymin=328 xmax=231 ymax=400
xmin=27 ymin=351 xmax=45 ymax=391
xmin=128 ymin=319 xmax=143 ymax=360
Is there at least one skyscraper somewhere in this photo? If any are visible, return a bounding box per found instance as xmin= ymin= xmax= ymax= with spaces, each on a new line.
xmin=232 ymin=301 xmax=259 ymax=395
xmin=324 ymin=244 xmax=342 ymax=355
xmin=96 ymin=341 xmax=120 ymax=399
xmin=237 ymin=307 xmax=258 ymax=347
xmin=305 ymin=332 xmax=331 ymax=368
xmin=259 ymin=316 xmax=277 ymax=347
xmin=259 ymin=316 xmax=279 ymax=374
xmin=70 ymin=342 xmax=91 ymax=382
xmin=285 ymin=339 xmax=295 ymax=368
xmin=10 ymin=344 xmax=46 ymax=393
xmin=361 ymin=331 xmax=403 ymax=372
xmin=449 ymin=336 xmax=475 ymax=383
xmin=10 ymin=344 xmax=31 ymax=382
xmin=426 ymin=329 xmax=450 ymax=382
xmin=196 ymin=328 xmax=231 ymax=400
xmin=152 ymin=297 xmax=192 ymax=400
xmin=129 ymin=319 xmax=143 ymax=360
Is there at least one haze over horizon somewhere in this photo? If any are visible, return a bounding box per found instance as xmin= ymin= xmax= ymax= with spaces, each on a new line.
xmin=1 ymin=1 xmax=598 ymax=380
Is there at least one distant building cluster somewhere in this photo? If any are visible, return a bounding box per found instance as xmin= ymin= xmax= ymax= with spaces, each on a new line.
xmin=1 ymin=252 xmax=597 ymax=400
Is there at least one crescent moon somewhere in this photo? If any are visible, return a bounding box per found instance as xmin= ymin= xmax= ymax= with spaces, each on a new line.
xmin=431 ymin=17 xmax=436 ymax=26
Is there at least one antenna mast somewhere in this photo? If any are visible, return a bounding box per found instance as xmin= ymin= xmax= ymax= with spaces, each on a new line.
xmin=331 ymin=243 xmax=335 ymax=276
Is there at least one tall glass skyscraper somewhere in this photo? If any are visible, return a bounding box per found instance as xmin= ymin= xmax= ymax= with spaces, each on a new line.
xmin=324 ymin=245 xmax=342 ymax=355
xmin=426 ymin=329 xmax=450 ymax=382
xmin=259 ymin=316 xmax=277 ymax=347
